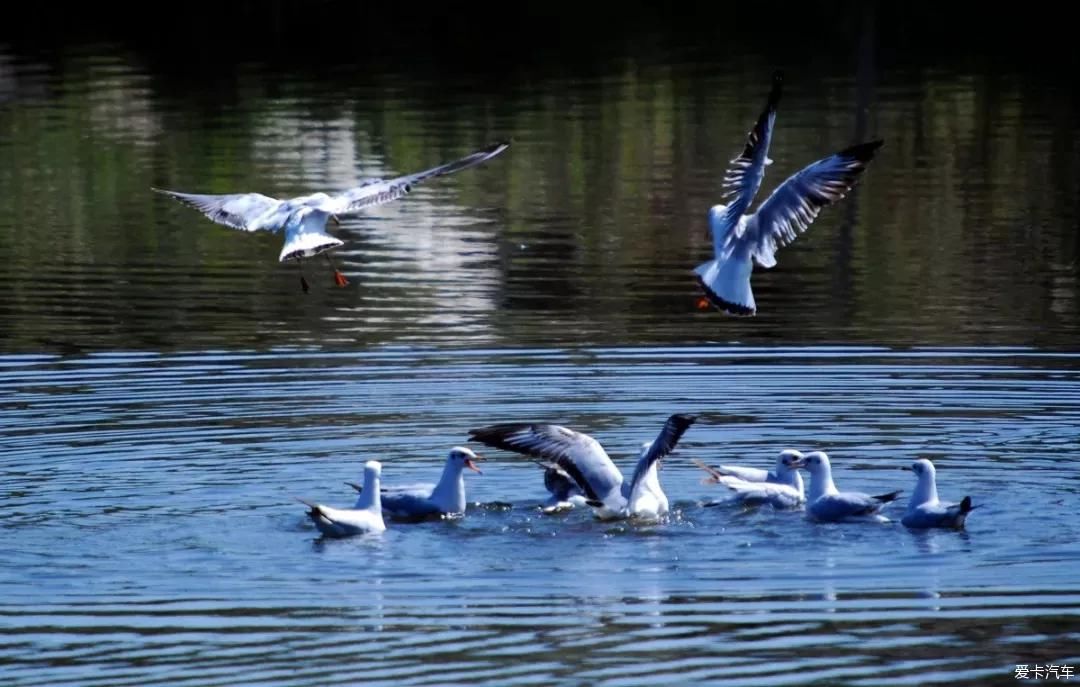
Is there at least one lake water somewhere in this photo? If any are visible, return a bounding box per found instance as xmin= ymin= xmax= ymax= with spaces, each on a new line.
xmin=2 ymin=6 xmax=1079 ymax=686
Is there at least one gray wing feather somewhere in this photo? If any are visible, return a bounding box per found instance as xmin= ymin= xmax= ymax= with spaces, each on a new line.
xmin=467 ymin=421 xmax=621 ymax=502
xmin=381 ymin=492 xmax=443 ymax=518
xmin=810 ymin=491 xmax=888 ymax=520
xmin=715 ymin=72 xmax=782 ymax=234
xmin=726 ymin=481 xmax=803 ymax=509
xmin=745 ymin=139 xmax=883 ymax=267
xmin=324 ymin=140 xmax=510 ymax=216
xmin=153 ymin=188 xmax=281 ymax=231
xmin=715 ymin=465 xmax=771 ymax=482
xmin=626 ymin=414 xmax=697 ymax=497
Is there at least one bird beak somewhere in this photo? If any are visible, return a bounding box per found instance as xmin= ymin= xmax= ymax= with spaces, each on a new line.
xmin=466 ymin=457 xmax=483 ymax=474
xmin=900 ymin=466 xmax=913 ymax=471
xmin=345 ymin=481 xmax=363 ymax=492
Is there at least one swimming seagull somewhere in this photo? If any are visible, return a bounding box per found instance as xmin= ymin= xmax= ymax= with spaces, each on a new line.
xmin=693 ymin=449 xmax=806 ymax=510
xmin=153 ymin=140 xmax=510 ymax=292
xmin=900 ymin=458 xmax=977 ymax=529
xmin=298 ymin=460 xmax=386 ymax=537
xmin=798 ymin=451 xmax=902 ymax=523
xmin=346 ymin=446 xmax=483 ymax=521
xmin=467 ymin=413 xmax=698 ymax=521
xmin=694 ymin=449 xmax=806 ymax=491
xmin=694 ymin=71 xmax=884 ymax=316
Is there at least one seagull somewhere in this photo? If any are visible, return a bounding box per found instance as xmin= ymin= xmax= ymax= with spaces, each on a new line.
xmin=694 ymin=71 xmax=884 ymax=316
xmin=298 ymin=460 xmax=386 ymax=537
xmin=798 ymin=451 xmax=902 ymax=523
xmin=900 ymin=458 xmax=977 ymax=529
xmin=467 ymin=413 xmax=698 ymax=521
xmin=693 ymin=449 xmax=806 ymax=491
xmin=693 ymin=449 xmax=806 ymax=510
xmin=153 ymin=140 xmax=510 ymax=293
xmin=346 ymin=446 xmax=483 ymax=521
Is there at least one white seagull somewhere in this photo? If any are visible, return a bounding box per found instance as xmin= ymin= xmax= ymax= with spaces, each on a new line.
xmin=694 ymin=449 xmax=806 ymax=490
xmin=798 ymin=451 xmax=902 ymax=523
xmin=298 ymin=460 xmax=386 ymax=538
xmin=346 ymin=446 xmax=483 ymax=521
xmin=694 ymin=71 xmax=883 ymax=316
xmin=153 ymin=140 xmax=510 ymax=292
xmin=468 ymin=413 xmax=698 ymax=521
xmin=900 ymin=458 xmax=977 ymax=529
xmin=694 ymin=449 xmax=806 ymax=510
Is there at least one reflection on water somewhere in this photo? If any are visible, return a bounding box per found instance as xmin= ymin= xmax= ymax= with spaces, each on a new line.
xmin=1 ymin=15 xmax=1078 ymax=354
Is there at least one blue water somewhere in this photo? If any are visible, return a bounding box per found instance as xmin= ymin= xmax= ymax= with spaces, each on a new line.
xmin=2 ymin=346 xmax=1078 ymax=685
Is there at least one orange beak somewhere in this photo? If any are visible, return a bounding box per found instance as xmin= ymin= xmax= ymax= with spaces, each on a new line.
xmin=465 ymin=457 xmax=483 ymax=474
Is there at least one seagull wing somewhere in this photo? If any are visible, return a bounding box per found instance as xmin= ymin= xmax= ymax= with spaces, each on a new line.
xmin=468 ymin=421 xmax=622 ymax=503
xmin=626 ymin=414 xmax=697 ymax=501
xmin=711 ymin=71 xmax=783 ymax=248
xmin=742 ymin=139 xmax=883 ymax=268
xmin=724 ymin=480 xmax=804 ymax=509
xmin=322 ymin=140 xmax=510 ymax=216
xmin=153 ymin=188 xmax=282 ymax=231
xmin=705 ymin=463 xmax=772 ymax=483
xmin=380 ymin=492 xmax=444 ymax=519
xmin=810 ymin=490 xmax=895 ymax=520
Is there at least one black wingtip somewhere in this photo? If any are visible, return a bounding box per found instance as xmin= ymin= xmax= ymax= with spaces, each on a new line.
xmin=668 ymin=413 xmax=699 ymax=431
xmin=767 ymin=71 xmax=783 ymax=109
xmin=960 ymin=495 xmax=975 ymax=513
xmin=840 ymin=139 xmax=885 ymax=163
xmin=651 ymin=413 xmax=698 ymax=457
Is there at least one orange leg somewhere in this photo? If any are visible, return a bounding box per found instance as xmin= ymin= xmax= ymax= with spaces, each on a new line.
xmin=325 ymin=253 xmax=349 ymax=287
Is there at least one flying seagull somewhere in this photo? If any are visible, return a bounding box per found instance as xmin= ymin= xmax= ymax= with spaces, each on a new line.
xmin=153 ymin=140 xmax=510 ymax=292
xmin=694 ymin=72 xmax=883 ymax=316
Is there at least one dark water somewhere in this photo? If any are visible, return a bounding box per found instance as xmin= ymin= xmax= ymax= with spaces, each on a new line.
xmin=2 ymin=6 xmax=1079 ymax=686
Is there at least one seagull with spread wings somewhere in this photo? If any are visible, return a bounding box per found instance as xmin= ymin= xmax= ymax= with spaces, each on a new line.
xmin=153 ymin=140 xmax=510 ymax=292
xmin=467 ymin=413 xmax=698 ymax=521
xmin=694 ymin=72 xmax=883 ymax=316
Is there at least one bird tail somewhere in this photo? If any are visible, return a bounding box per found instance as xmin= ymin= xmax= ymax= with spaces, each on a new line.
xmin=872 ymin=490 xmax=903 ymax=503
xmin=694 ymin=255 xmax=756 ymax=316
xmin=279 ymin=232 xmax=344 ymax=263
xmin=296 ymin=498 xmax=328 ymax=525
xmin=278 ymin=209 xmax=345 ymax=263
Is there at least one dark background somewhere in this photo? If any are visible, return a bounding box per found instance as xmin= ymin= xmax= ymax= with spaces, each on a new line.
xmin=3 ymin=2 xmax=1076 ymax=78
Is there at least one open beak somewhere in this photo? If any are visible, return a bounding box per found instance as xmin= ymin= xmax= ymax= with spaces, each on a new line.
xmin=466 ymin=457 xmax=483 ymax=474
